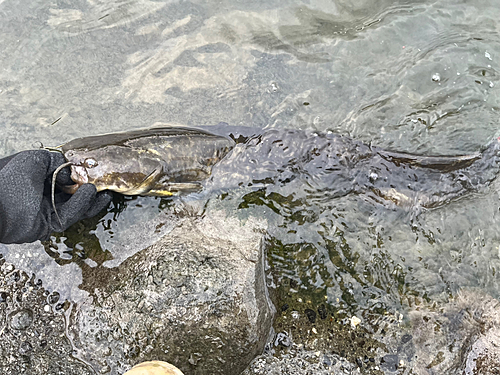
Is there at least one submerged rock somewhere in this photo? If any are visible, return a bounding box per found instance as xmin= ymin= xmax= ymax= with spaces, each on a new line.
xmin=9 ymin=308 xmax=33 ymax=330
xmin=243 ymin=348 xmax=361 ymax=375
xmin=405 ymin=289 xmax=500 ymax=374
xmin=243 ymin=288 xmax=500 ymax=375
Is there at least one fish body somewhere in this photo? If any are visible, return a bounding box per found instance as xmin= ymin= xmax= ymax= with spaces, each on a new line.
xmin=208 ymin=128 xmax=500 ymax=210
xmin=61 ymin=126 xmax=235 ymax=196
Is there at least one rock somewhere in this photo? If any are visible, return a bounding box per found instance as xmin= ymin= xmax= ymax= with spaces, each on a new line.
xmin=9 ymin=309 xmax=33 ymax=330
xmin=0 ymin=209 xmax=273 ymax=375
xmin=67 ymin=210 xmax=274 ymax=375
xmin=406 ymin=289 xmax=500 ymax=374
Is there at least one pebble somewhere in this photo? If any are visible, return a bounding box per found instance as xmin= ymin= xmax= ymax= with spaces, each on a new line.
xmin=350 ymin=316 xmax=361 ymax=328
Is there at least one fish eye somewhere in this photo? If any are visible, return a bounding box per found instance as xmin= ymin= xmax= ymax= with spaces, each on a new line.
xmin=66 ymin=151 xmax=74 ymax=157
xmin=84 ymin=158 xmax=98 ymax=168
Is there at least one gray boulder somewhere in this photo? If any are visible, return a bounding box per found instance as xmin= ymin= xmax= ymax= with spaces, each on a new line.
xmin=67 ymin=210 xmax=274 ymax=375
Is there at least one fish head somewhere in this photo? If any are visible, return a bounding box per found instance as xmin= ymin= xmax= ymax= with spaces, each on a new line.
xmin=63 ymin=147 xmax=127 ymax=191
xmin=63 ymin=146 xmax=162 ymax=193
xmin=60 ymin=126 xmax=236 ymax=195
xmin=64 ymin=148 xmax=101 ymax=185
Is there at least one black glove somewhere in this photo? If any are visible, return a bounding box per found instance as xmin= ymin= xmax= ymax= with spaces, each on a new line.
xmin=0 ymin=150 xmax=112 ymax=244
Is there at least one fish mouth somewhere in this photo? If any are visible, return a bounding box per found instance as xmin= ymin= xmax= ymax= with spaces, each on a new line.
xmin=70 ymin=165 xmax=89 ymax=185
xmin=59 ymin=165 xmax=88 ymax=194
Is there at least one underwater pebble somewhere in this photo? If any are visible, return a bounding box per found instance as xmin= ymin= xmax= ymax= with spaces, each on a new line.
xmin=274 ymin=332 xmax=291 ymax=348
xmin=305 ymin=308 xmax=317 ymax=323
xmin=47 ymin=292 xmax=60 ymax=304
xmin=18 ymin=340 xmax=33 ymax=354
xmin=432 ymin=73 xmax=441 ymax=82
xmin=350 ymin=316 xmax=361 ymax=328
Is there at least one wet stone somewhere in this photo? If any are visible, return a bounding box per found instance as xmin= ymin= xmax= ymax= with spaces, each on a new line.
xmin=323 ymin=355 xmax=334 ymax=366
xmin=54 ymin=302 xmax=64 ymax=311
xmin=305 ymin=308 xmax=317 ymax=323
xmin=401 ymin=333 xmax=412 ymax=344
xmin=355 ymin=357 xmax=363 ymax=368
xmin=318 ymin=304 xmax=327 ymax=320
xmin=9 ymin=309 xmax=33 ymax=330
xmin=18 ymin=340 xmax=32 ymax=355
xmin=0 ymin=263 xmax=93 ymax=374
xmin=47 ymin=292 xmax=60 ymax=305
xmin=243 ymin=347 xmax=358 ymax=375
xmin=380 ymin=354 xmax=399 ymax=371
xmin=274 ymin=332 xmax=291 ymax=348
xmin=401 ymin=289 xmax=500 ymax=374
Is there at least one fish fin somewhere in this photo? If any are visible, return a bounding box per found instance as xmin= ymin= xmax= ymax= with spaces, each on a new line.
xmin=143 ymin=189 xmax=176 ymax=197
xmin=62 ymin=184 xmax=80 ymax=194
xmin=121 ymin=168 xmax=162 ymax=195
xmin=371 ymin=187 xmax=416 ymax=208
xmin=143 ymin=182 xmax=203 ymax=197
xmin=378 ymin=150 xmax=481 ymax=171
xmin=371 ymin=187 xmax=463 ymax=210
xmin=165 ymin=182 xmax=203 ymax=193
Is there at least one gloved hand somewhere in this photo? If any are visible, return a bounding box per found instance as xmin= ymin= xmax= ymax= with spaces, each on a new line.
xmin=0 ymin=150 xmax=112 ymax=244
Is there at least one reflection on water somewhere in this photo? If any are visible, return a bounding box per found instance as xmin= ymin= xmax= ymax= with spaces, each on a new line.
xmin=45 ymin=194 xmax=187 ymax=269
xmin=47 ymin=0 xmax=169 ymax=34
xmin=43 ymin=194 xmax=131 ymax=267
xmin=2 ymin=0 xmax=500 ymax=373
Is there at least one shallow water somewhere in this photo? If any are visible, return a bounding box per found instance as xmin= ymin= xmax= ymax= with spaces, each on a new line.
xmin=2 ymin=0 xmax=500 ymax=373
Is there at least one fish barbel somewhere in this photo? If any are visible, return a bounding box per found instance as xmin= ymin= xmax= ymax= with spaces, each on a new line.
xmin=58 ymin=126 xmax=235 ymax=196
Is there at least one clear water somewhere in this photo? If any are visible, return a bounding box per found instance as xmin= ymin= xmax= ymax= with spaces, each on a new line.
xmin=2 ymin=0 xmax=500 ymax=373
